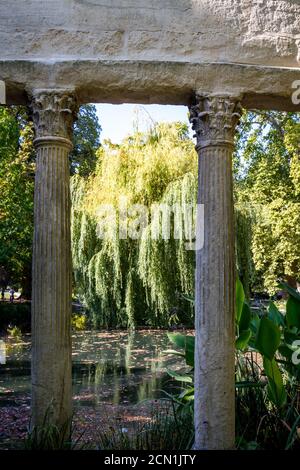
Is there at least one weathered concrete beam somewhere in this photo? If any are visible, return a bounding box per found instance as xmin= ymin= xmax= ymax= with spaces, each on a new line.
xmin=0 ymin=60 xmax=299 ymax=111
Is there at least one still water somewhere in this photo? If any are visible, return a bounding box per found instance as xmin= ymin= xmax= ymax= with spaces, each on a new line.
xmin=0 ymin=330 xmax=189 ymax=410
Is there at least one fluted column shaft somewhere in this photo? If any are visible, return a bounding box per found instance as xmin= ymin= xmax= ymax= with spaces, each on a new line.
xmin=30 ymin=91 xmax=78 ymax=428
xmin=189 ymin=95 xmax=241 ymax=449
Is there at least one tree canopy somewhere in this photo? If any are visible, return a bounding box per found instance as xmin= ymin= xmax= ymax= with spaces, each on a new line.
xmin=1 ymin=102 xmax=299 ymax=320
xmin=71 ymin=122 xmax=197 ymax=327
xmin=0 ymin=104 xmax=101 ymax=295
xmin=235 ymin=111 xmax=300 ymax=293
xmin=0 ymin=107 xmax=34 ymax=295
xmin=70 ymin=104 xmax=102 ymax=177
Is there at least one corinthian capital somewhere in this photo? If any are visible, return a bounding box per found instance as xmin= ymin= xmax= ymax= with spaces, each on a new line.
xmin=30 ymin=90 xmax=78 ymax=142
xmin=189 ymin=95 xmax=242 ymax=149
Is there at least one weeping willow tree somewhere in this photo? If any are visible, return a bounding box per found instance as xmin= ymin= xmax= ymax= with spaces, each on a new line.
xmin=71 ymin=122 xmax=198 ymax=327
xmin=71 ymin=118 xmax=264 ymax=327
xmin=138 ymin=172 xmax=197 ymax=324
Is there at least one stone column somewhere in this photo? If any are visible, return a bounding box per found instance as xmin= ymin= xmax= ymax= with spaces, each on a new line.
xmin=189 ymin=94 xmax=242 ymax=449
xmin=30 ymin=90 xmax=78 ymax=429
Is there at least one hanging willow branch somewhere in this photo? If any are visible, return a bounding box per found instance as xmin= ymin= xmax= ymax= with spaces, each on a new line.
xmin=71 ymin=121 xmax=257 ymax=327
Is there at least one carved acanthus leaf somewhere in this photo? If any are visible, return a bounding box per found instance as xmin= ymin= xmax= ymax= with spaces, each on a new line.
xmin=31 ymin=91 xmax=78 ymax=140
xmin=189 ymin=95 xmax=242 ymax=149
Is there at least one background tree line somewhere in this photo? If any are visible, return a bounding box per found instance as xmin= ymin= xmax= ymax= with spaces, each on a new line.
xmin=0 ymin=104 xmax=101 ymax=298
xmin=0 ymin=104 xmax=299 ymax=327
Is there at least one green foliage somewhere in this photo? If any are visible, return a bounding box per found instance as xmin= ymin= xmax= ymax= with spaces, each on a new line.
xmin=236 ymin=281 xmax=300 ymax=408
xmin=167 ymin=333 xmax=194 ymax=367
xmin=263 ymin=356 xmax=287 ymax=407
xmin=255 ymin=317 xmax=281 ymax=361
xmin=235 ymin=205 xmax=256 ymax=299
xmin=236 ymin=329 xmax=252 ymax=351
xmin=164 ymin=333 xmax=194 ymax=410
xmin=236 ymin=278 xmax=245 ymax=324
xmin=96 ymin=404 xmax=194 ymax=450
xmin=239 ymin=303 xmax=251 ymax=332
xmin=71 ymin=123 xmax=197 ymax=327
xmin=166 ymin=281 xmax=300 ymax=414
xmin=236 ymin=278 xmax=252 ymax=351
xmin=0 ymin=106 xmax=35 ymax=295
xmin=138 ymin=173 xmax=196 ymax=323
xmin=0 ymin=104 xmax=101 ymax=298
xmin=165 ymin=281 xmax=300 ymax=448
xmin=7 ymin=325 xmax=22 ymax=338
xmin=70 ymin=104 xmax=101 ymax=177
xmin=24 ymin=408 xmax=76 ymax=450
xmin=234 ymin=111 xmax=300 ymax=294
xmin=286 ymin=296 xmax=300 ymax=329
xmin=268 ymin=301 xmax=285 ymax=327
xmin=71 ymin=313 xmax=87 ymax=331
xmin=71 ymin=110 xmax=300 ymax=326
xmin=25 ymin=425 xmax=71 ymax=450
xmin=235 ymin=352 xmax=300 ymax=450
xmin=0 ymin=301 xmax=31 ymax=332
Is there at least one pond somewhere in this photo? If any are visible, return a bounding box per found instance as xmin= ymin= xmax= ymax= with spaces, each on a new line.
xmin=0 ymin=329 xmax=191 ymax=445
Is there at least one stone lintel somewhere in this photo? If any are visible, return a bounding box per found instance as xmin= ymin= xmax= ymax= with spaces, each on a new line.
xmin=0 ymin=61 xmax=299 ymax=112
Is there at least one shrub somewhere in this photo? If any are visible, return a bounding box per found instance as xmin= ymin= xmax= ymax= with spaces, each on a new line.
xmin=0 ymin=302 xmax=31 ymax=333
xmin=71 ymin=313 xmax=87 ymax=331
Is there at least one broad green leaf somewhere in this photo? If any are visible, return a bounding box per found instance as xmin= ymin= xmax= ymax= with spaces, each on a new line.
xmin=167 ymin=333 xmax=186 ymax=349
xmin=236 ymin=278 xmax=245 ymax=324
xmin=167 ymin=333 xmax=195 ymax=367
xmin=248 ymin=338 xmax=257 ymax=349
xmin=284 ymin=330 xmax=300 ymax=345
xmin=161 ymin=390 xmax=185 ymax=405
xmin=163 ymin=349 xmax=185 ymax=358
xmin=255 ymin=316 xmax=281 ymax=360
xmin=268 ymin=302 xmax=285 ymax=327
xmin=279 ymin=282 xmax=300 ymax=302
xmin=250 ymin=313 xmax=260 ymax=335
xmin=278 ymin=344 xmax=293 ymax=360
xmin=286 ymin=296 xmax=300 ymax=329
xmin=239 ymin=303 xmax=252 ymax=331
xmin=263 ymin=357 xmax=287 ymax=407
xmin=167 ymin=369 xmax=193 ymax=383
xmin=180 ymin=394 xmax=194 ymax=403
xmin=178 ymin=387 xmax=195 ymax=400
xmin=184 ymin=336 xmax=195 ymax=367
xmin=236 ymin=329 xmax=252 ymax=351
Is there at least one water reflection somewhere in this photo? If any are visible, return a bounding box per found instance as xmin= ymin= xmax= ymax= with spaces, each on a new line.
xmin=0 ymin=330 xmax=188 ymax=409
